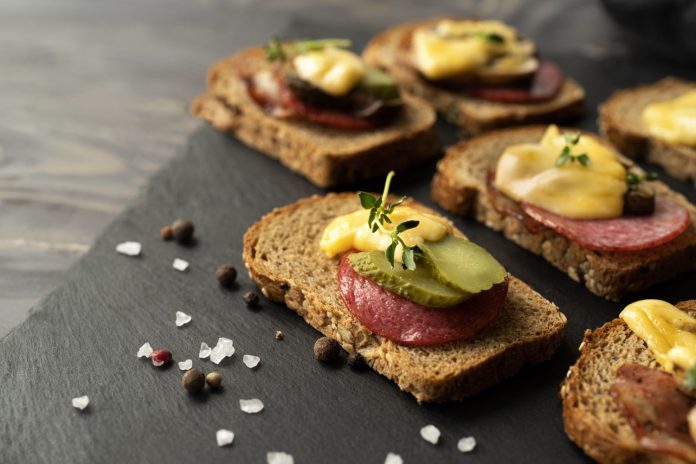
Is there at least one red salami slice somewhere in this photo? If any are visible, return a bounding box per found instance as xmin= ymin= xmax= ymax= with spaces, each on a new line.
xmin=521 ymin=196 xmax=691 ymax=252
xmin=338 ymin=253 xmax=508 ymax=346
xmin=468 ymin=61 xmax=564 ymax=103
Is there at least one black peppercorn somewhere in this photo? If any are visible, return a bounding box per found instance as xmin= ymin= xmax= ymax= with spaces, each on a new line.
xmin=243 ymin=291 xmax=259 ymax=307
xmin=216 ymin=264 xmax=237 ymax=287
xmin=182 ymin=368 xmax=205 ymax=394
xmin=313 ymin=337 xmax=341 ymax=362
xmin=347 ymin=352 xmax=367 ymax=370
xmin=171 ymin=219 xmax=195 ymax=243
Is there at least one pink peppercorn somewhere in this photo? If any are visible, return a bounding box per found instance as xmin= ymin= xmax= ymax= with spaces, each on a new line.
xmin=151 ymin=349 xmax=172 ymax=367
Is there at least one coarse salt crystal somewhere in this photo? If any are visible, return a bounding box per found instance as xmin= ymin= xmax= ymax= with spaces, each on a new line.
xmin=172 ymin=258 xmax=189 ymax=272
xmin=210 ymin=337 xmax=235 ymax=365
xmin=216 ymin=429 xmax=235 ymax=447
xmin=240 ymin=398 xmax=264 ymax=414
xmin=420 ymin=424 xmax=440 ymax=445
xmin=175 ymin=311 xmax=192 ymax=327
xmin=243 ymin=354 xmax=260 ymax=369
xmin=384 ymin=452 xmax=403 ymax=464
xmin=116 ymin=241 xmax=141 ymax=257
xmin=457 ymin=436 xmax=476 ymax=453
xmin=137 ymin=342 xmax=153 ymax=358
xmin=72 ymin=396 xmax=89 ymax=410
xmin=199 ymin=342 xmax=211 ymax=359
xmin=178 ymin=359 xmax=192 ymax=371
xmin=267 ymin=451 xmax=294 ymax=464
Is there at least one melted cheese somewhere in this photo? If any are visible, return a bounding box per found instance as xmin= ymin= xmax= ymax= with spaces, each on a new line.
xmin=494 ymin=125 xmax=628 ymax=219
xmin=293 ymin=47 xmax=365 ymax=97
xmin=320 ymin=206 xmax=452 ymax=262
xmin=642 ymin=90 xmax=696 ymax=147
xmin=412 ymin=19 xmax=531 ymax=80
xmin=620 ymin=299 xmax=696 ymax=373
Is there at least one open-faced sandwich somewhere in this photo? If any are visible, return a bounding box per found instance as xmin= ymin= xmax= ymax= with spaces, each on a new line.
xmin=600 ymin=77 xmax=696 ymax=186
xmin=561 ymin=299 xmax=696 ymax=463
xmin=363 ymin=18 xmax=585 ymax=134
xmin=192 ymin=38 xmax=439 ymax=188
xmin=243 ymin=172 xmax=567 ymax=402
xmin=432 ymin=125 xmax=696 ymax=301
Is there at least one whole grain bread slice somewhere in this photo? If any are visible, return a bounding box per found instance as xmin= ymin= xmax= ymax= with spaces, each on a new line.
xmin=599 ymin=77 xmax=696 ymax=186
xmin=191 ymin=47 xmax=439 ymax=188
xmin=362 ymin=18 xmax=585 ymax=134
xmin=242 ymin=192 xmax=566 ymax=402
xmin=431 ymin=126 xmax=696 ymax=301
xmin=560 ymin=300 xmax=696 ymax=464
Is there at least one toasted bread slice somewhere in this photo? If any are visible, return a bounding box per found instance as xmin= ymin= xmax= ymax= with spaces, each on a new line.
xmin=431 ymin=126 xmax=696 ymax=301
xmin=242 ymin=192 xmax=566 ymax=402
xmin=362 ymin=18 xmax=585 ymax=134
xmin=560 ymin=300 xmax=696 ymax=464
xmin=599 ymin=77 xmax=696 ymax=186
xmin=191 ymin=47 xmax=439 ymax=188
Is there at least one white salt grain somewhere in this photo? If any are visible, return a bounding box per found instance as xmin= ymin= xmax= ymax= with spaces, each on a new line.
xmin=216 ymin=429 xmax=235 ymax=447
xmin=178 ymin=359 xmax=192 ymax=371
xmin=239 ymin=398 xmax=264 ymax=414
xmin=210 ymin=337 xmax=235 ymax=365
xmin=420 ymin=424 xmax=440 ymax=445
xmin=384 ymin=452 xmax=403 ymax=464
xmin=199 ymin=342 xmax=211 ymax=359
xmin=175 ymin=311 xmax=192 ymax=327
xmin=243 ymin=354 xmax=261 ymax=369
xmin=137 ymin=342 xmax=153 ymax=358
xmin=172 ymin=258 xmax=189 ymax=272
xmin=457 ymin=436 xmax=476 ymax=453
xmin=267 ymin=451 xmax=294 ymax=464
xmin=116 ymin=241 xmax=141 ymax=257
xmin=72 ymin=396 xmax=89 ymax=410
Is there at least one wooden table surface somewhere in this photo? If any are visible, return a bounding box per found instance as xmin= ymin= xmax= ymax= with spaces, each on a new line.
xmin=0 ymin=0 xmax=635 ymax=337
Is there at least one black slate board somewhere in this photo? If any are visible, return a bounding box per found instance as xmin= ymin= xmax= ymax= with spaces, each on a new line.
xmin=3 ymin=16 xmax=696 ymax=464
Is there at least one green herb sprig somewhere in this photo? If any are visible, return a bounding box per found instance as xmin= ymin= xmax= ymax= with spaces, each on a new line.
xmin=555 ymin=133 xmax=591 ymax=167
xmin=684 ymin=364 xmax=696 ymax=391
xmin=473 ymin=31 xmax=505 ymax=44
xmin=626 ymin=171 xmax=658 ymax=190
xmin=358 ymin=171 xmax=421 ymax=271
xmin=265 ymin=37 xmax=352 ymax=62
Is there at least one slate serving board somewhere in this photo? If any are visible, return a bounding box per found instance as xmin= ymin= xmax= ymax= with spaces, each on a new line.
xmin=2 ymin=16 xmax=696 ymax=464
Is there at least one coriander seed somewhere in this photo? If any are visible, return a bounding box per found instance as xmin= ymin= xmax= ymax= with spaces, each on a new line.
xmin=216 ymin=264 xmax=237 ymax=287
xmin=171 ymin=219 xmax=195 ymax=243
xmin=313 ymin=337 xmax=341 ymax=362
xmin=182 ymin=368 xmax=205 ymax=394
xmin=206 ymin=371 xmax=223 ymax=389
xmin=347 ymin=352 xmax=367 ymax=370
xmin=243 ymin=291 xmax=259 ymax=307
xmin=160 ymin=225 xmax=173 ymax=241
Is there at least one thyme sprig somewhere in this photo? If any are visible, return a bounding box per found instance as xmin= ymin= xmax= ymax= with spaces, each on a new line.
xmin=626 ymin=171 xmax=658 ymax=190
xmin=358 ymin=171 xmax=421 ymax=271
xmin=473 ymin=31 xmax=505 ymax=44
xmin=685 ymin=364 xmax=696 ymax=391
xmin=265 ymin=37 xmax=351 ymax=62
xmin=555 ymin=132 xmax=591 ymax=167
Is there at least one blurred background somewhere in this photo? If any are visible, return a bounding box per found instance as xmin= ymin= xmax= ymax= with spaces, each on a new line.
xmin=1 ymin=0 xmax=695 ymax=337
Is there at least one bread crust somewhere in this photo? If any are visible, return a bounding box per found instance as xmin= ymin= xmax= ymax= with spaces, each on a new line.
xmin=560 ymin=301 xmax=696 ymax=464
xmin=599 ymin=77 xmax=696 ymax=186
xmin=363 ymin=18 xmax=585 ymax=134
xmin=191 ymin=47 xmax=440 ymax=188
xmin=432 ymin=125 xmax=696 ymax=301
xmin=242 ymin=193 xmax=567 ymax=402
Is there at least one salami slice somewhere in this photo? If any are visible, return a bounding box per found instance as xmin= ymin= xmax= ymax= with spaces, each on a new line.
xmin=521 ymin=196 xmax=691 ymax=252
xmin=338 ymin=253 xmax=508 ymax=346
xmin=468 ymin=61 xmax=564 ymax=104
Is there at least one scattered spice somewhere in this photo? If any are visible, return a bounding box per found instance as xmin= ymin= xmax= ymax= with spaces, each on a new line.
xmin=160 ymin=225 xmax=173 ymax=241
xmin=72 ymin=396 xmax=90 ymax=411
xmin=206 ymin=371 xmax=223 ymax=389
xmin=171 ymin=218 xmax=195 ymax=243
xmin=216 ymin=264 xmax=238 ymax=287
xmin=347 ymin=352 xmax=367 ymax=370
xmin=175 ymin=311 xmax=192 ymax=327
xmin=243 ymin=291 xmax=260 ymax=307
xmin=172 ymin=258 xmax=189 ymax=272
xmin=275 ymin=330 xmax=284 ymax=340
xmin=116 ymin=241 xmax=142 ymax=257
xmin=182 ymin=368 xmax=206 ymax=394
xmin=313 ymin=337 xmax=341 ymax=362
xmin=216 ymin=429 xmax=235 ymax=447
xmin=151 ymin=349 xmax=172 ymax=367
xmin=243 ymin=354 xmax=261 ymax=369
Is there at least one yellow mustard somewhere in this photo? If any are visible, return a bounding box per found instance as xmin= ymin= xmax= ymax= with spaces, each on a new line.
xmin=293 ymin=47 xmax=365 ymax=97
xmin=642 ymin=90 xmax=696 ymax=147
xmin=412 ymin=19 xmax=531 ymax=80
xmin=620 ymin=299 xmax=696 ymax=372
xmin=493 ymin=125 xmax=628 ymax=219
xmin=320 ymin=206 xmax=452 ymax=262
